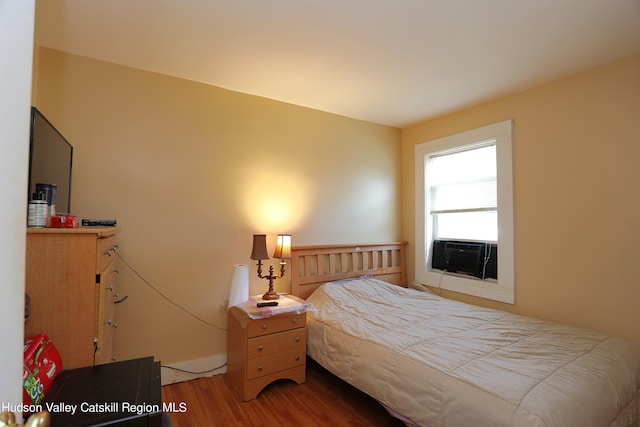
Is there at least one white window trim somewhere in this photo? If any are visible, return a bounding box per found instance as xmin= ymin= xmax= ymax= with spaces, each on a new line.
xmin=414 ymin=120 xmax=515 ymax=304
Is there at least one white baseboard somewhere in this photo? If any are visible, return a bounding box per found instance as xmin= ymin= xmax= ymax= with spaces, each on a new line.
xmin=160 ymin=353 xmax=227 ymax=386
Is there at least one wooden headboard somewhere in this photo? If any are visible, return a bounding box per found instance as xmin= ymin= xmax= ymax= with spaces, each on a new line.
xmin=290 ymin=242 xmax=408 ymax=299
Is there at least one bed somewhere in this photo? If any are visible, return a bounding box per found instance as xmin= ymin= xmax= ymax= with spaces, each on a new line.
xmin=290 ymin=242 xmax=640 ymax=427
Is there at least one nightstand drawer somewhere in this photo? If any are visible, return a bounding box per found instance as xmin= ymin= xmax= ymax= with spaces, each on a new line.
xmin=246 ymin=347 xmax=306 ymax=380
xmin=247 ymin=328 xmax=306 ymax=359
xmin=247 ymin=312 xmax=306 ymax=337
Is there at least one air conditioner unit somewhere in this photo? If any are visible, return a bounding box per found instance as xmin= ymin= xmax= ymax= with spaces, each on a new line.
xmin=431 ymin=240 xmax=497 ymax=279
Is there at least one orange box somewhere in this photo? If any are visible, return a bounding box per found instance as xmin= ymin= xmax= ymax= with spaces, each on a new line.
xmin=23 ymin=333 xmax=63 ymax=408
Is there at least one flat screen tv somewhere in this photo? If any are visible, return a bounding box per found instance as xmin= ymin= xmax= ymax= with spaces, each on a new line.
xmin=28 ymin=107 xmax=73 ymax=214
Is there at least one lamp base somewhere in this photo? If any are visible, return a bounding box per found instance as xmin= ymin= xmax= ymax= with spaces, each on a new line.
xmin=256 ymin=262 xmax=283 ymax=300
xmin=262 ymin=289 xmax=280 ymax=300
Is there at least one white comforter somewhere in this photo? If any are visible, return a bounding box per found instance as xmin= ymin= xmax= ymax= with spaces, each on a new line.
xmin=306 ymin=278 xmax=640 ymax=427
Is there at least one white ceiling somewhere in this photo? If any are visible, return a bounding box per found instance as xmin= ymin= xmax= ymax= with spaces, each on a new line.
xmin=35 ymin=0 xmax=640 ymax=128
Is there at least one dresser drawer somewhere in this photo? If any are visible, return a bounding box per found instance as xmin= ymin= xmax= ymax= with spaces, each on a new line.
xmin=96 ymin=272 xmax=118 ymax=353
xmin=247 ymin=313 xmax=306 ymax=338
xmin=94 ymin=322 xmax=116 ymax=364
xmin=247 ymin=328 xmax=306 ymax=359
xmin=97 ymin=235 xmax=118 ymax=273
xmin=246 ymin=347 xmax=306 ymax=380
xmin=99 ymin=265 xmax=119 ymax=289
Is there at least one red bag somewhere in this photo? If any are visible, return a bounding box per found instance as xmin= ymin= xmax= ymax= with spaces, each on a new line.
xmin=23 ymin=333 xmax=62 ymax=407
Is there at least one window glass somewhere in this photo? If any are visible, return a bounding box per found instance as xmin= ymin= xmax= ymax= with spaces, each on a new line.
xmin=434 ymin=211 xmax=497 ymax=241
xmin=428 ymin=144 xmax=497 ymax=241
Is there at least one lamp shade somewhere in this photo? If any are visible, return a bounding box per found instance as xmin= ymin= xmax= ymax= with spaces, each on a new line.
xmin=250 ymin=234 xmax=269 ymax=260
xmin=228 ymin=264 xmax=249 ymax=308
xmin=273 ymin=234 xmax=292 ymax=259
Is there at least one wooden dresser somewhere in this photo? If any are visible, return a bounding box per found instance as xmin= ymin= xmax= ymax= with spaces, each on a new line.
xmin=25 ymin=226 xmax=122 ymax=369
xmin=227 ymin=302 xmax=307 ymax=400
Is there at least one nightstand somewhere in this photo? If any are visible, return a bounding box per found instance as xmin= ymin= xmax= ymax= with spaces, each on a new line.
xmin=226 ymin=296 xmax=308 ymax=400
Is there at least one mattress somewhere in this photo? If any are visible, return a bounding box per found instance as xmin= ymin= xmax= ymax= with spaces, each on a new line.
xmin=306 ymin=278 xmax=640 ymax=427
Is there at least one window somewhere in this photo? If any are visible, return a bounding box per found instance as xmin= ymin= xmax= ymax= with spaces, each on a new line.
xmin=415 ymin=120 xmax=514 ymax=303
xmin=429 ymin=144 xmax=497 ymax=242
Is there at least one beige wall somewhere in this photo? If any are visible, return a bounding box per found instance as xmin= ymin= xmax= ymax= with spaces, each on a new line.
xmin=34 ymin=47 xmax=402 ymax=365
xmin=402 ymin=53 xmax=640 ymax=345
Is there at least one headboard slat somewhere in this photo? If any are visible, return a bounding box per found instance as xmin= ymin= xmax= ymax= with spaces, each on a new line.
xmin=290 ymin=242 xmax=408 ymax=299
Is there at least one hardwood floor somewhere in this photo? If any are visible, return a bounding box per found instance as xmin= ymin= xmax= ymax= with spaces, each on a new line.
xmin=162 ymin=358 xmax=407 ymax=426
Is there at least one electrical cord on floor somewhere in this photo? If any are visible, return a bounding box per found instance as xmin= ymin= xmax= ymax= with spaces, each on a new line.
xmin=115 ymin=251 xmax=227 ymax=332
xmin=161 ymin=362 xmax=227 ymax=375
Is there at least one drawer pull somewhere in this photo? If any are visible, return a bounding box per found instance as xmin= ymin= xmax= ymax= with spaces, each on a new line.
xmin=258 ymin=345 xmax=263 ymax=351
xmin=114 ymin=295 xmax=128 ymax=304
xmin=105 ymin=245 xmax=119 ymax=257
xmin=106 ymin=285 xmax=113 ymax=291
xmin=295 ymin=355 xmax=300 ymax=361
xmin=262 ymin=323 xmax=268 ymax=330
xmin=257 ymin=365 xmax=263 ymax=372
xmin=104 ymin=319 xmax=112 ymax=325
xmin=292 ymin=318 xmax=297 ymax=324
xmin=295 ymin=337 xmax=301 ymax=342
xmin=111 ymin=323 xmax=118 ymax=328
